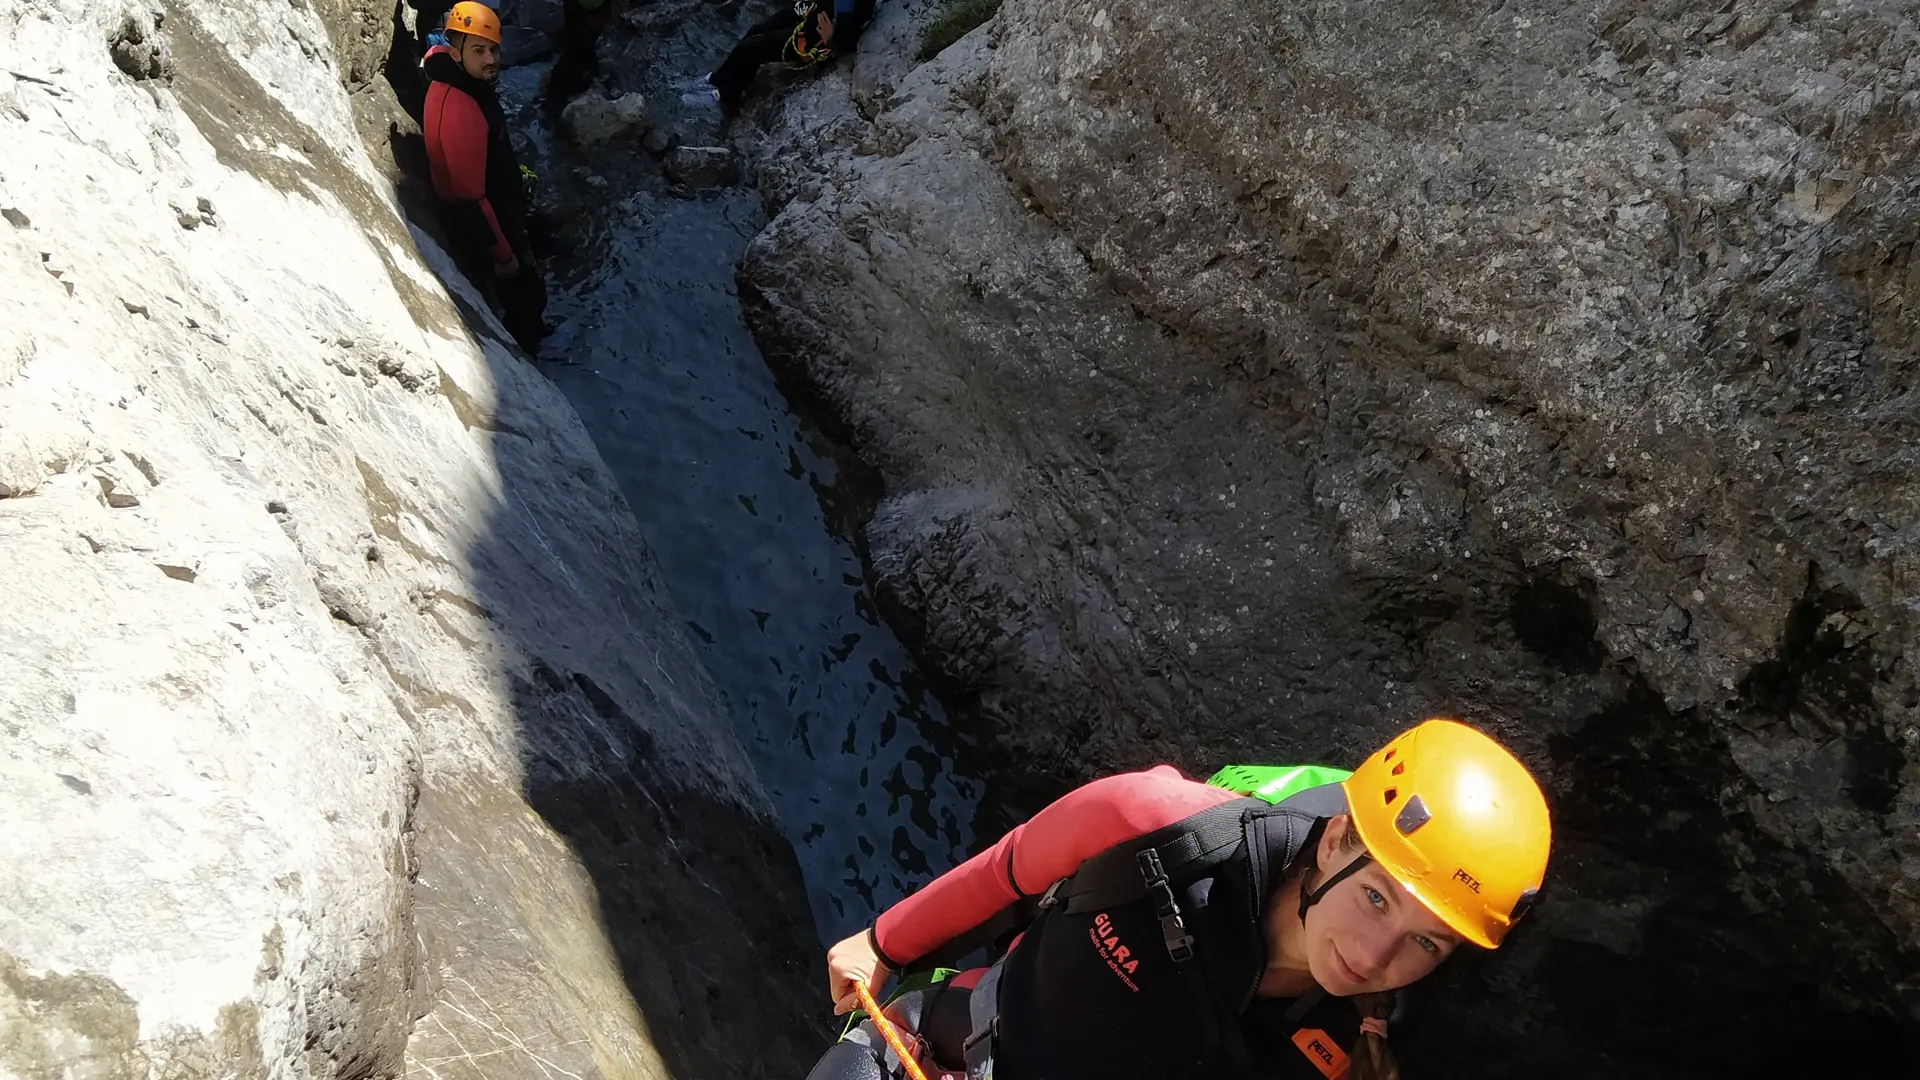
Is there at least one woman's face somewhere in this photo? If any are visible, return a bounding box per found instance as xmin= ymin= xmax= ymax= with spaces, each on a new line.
xmin=1298 ymin=815 xmax=1464 ymax=995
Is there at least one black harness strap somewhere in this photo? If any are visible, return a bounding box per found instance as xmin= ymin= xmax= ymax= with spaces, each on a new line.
xmin=962 ymin=960 xmax=1004 ymax=1079
xmin=1136 ymin=842 xmax=1259 ymax=1079
xmin=1283 ymin=988 xmax=1328 ymax=1029
xmin=1053 ymin=799 xmax=1265 ymax=914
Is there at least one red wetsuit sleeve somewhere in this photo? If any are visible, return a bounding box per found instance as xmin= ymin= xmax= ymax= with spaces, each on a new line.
xmin=425 ymin=83 xmax=513 ymax=263
xmin=872 ymin=765 xmax=1239 ymax=967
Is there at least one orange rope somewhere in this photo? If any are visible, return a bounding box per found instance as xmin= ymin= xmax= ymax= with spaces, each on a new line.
xmin=853 ymin=980 xmax=933 ymax=1080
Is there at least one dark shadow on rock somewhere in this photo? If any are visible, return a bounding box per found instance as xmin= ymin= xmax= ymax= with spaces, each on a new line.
xmin=403 ymin=163 xmax=834 ymax=1080
xmin=508 ymin=668 xmax=830 ymax=1080
xmin=895 ymin=548 xmax=1920 ymax=1078
xmin=1507 ymin=575 xmax=1606 ymax=675
xmin=365 ymin=12 xmax=835 ymax=1080
xmin=1381 ymin=676 xmax=1920 ymax=1079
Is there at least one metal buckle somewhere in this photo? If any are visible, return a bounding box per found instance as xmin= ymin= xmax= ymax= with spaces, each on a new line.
xmin=963 ymin=1014 xmax=999 ymax=1077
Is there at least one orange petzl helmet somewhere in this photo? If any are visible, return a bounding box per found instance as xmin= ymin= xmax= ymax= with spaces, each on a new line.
xmin=444 ymin=1 xmax=502 ymax=44
xmin=1341 ymin=719 xmax=1551 ymax=949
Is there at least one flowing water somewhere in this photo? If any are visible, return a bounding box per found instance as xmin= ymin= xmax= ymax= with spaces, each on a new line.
xmin=496 ymin=55 xmax=979 ymax=943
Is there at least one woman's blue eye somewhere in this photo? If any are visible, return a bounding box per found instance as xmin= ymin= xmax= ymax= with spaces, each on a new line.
xmin=1363 ymin=886 xmax=1386 ymax=909
xmin=1415 ymin=935 xmax=1440 ymax=955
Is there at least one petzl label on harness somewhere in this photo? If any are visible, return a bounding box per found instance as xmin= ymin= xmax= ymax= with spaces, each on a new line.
xmin=1290 ymin=1027 xmax=1350 ymax=1080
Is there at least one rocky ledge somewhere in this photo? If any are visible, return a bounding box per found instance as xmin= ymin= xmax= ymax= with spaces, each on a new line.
xmin=1 ymin=2 xmax=820 ymax=1077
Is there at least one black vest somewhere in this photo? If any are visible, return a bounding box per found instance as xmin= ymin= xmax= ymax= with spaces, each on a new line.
xmin=991 ymin=784 xmax=1350 ymax=1080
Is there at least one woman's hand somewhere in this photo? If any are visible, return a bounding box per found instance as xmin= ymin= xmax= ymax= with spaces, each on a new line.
xmin=826 ymin=929 xmax=892 ymax=1015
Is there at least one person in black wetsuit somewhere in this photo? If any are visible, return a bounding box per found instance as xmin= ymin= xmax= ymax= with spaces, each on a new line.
xmin=805 ymin=719 xmax=1553 ymax=1080
xmin=707 ymin=0 xmax=877 ymax=109
xmin=547 ymin=0 xmax=616 ymax=107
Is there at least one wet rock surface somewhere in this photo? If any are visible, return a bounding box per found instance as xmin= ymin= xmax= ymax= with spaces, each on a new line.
xmin=499 ymin=25 xmax=557 ymax=68
xmin=664 ymin=144 xmax=741 ymax=189
xmin=2 ymin=2 xmax=822 ymax=1078
xmin=740 ymin=1 xmax=1920 ymax=1075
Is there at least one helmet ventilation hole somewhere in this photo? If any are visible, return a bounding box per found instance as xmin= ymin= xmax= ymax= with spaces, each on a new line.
xmin=1382 ymin=787 xmax=1398 ymax=804
xmin=1391 ymin=762 xmax=1406 ymax=776
xmin=1383 ymin=749 xmax=1397 ymax=762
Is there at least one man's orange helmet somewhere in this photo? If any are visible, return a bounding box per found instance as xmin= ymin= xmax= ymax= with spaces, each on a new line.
xmin=1342 ymin=719 xmax=1551 ymax=948
xmin=445 ymin=1 xmax=502 ymax=44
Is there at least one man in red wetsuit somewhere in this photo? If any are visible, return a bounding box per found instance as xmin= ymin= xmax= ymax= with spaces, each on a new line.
xmin=810 ymin=720 xmax=1553 ymax=1080
xmin=422 ymin=2 xmax=548 ymax=352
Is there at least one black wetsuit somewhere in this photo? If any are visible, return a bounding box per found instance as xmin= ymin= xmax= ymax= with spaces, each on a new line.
xmin=709 ymin=0 xmax=877 ymax=105
xmin=808 ymin=783 xmax=1380 ymax=1080
xmin=548 ymin=0 xmax=615 ymax=106
xmin=810 ymin=986 xmax=1367 ymax=1080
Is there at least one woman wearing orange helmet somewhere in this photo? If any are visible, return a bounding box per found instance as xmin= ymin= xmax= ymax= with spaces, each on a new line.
xmin=809 ymin=719 xmax=1551 ymax=1080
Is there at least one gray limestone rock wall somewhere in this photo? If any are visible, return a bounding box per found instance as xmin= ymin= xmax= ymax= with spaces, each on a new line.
xmin=740 ymin=2 xmax=1920 ymax=1073
xmin=2 ymin=3 xmax=820 ymax=1078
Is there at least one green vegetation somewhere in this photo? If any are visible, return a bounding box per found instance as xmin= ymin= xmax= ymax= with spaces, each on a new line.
xmin=917 ymin=0 xmax=1003 ymax=60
